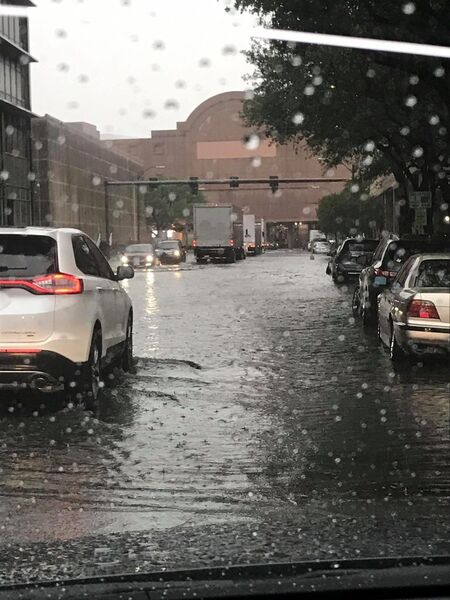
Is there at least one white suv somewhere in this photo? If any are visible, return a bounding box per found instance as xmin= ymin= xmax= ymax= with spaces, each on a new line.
xmin=0 ymin=227 xmax=134 ymax=407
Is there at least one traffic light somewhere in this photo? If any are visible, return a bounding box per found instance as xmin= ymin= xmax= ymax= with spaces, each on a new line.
xmin=269 ymin=176 xmax=279 ymax=194
xmin=189 ymin=176 xmax=199 ymax=195
xmin=229 ymin=176 xmax=240 ymax=189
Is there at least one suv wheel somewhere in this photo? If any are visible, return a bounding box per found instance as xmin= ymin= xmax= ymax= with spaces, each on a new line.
xmin=84 ymin=329 xmax=102 ymax=410
xmin=122 ymin=313 xmax=135 ymax=373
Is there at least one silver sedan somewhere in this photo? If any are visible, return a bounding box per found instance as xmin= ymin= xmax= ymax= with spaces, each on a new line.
xmin=377 ymin=253 xmax=450 ymax=361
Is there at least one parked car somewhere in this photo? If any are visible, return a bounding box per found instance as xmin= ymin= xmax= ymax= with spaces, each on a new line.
xmin=0 ymin=227 xmax=134 ymax=408
xmin=312 ymin=240 xmax=331 ymax=255
xmin=327 ymin=238 xmax=379 ymax=283
xmin=156 ymin=239 xmax=187 ymax=264
xmin=377 ymin=253 xmax=450 ymax=361
xmin=120 ymin=243 xmax=156 ymax=268
xmin=355 ymin=236 xmax=450 ymax=325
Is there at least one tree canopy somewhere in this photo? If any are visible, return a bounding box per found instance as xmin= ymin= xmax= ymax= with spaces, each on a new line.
xmin=141 ymin=183 xmax=205 ymax=234
xmin=234 ymin=0 xmax=450 ymax=231
xmin=317 ymin=188 xmax=384 ymax=238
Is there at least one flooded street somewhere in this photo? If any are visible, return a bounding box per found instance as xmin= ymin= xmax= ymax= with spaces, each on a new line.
xmin=1 ymin=251 xmax=449 ymax=582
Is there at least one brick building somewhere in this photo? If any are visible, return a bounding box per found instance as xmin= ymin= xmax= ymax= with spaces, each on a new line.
xmin=107 ymin=91 xmax=350 ymax=245
xmin=32 ymin=116 xmax=146 ymax=245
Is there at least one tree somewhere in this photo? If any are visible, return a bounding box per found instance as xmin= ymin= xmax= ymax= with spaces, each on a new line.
xmin=317 ymin=188 xmax=384 ymax=239
xmin=234 ymin=0 xmax=450 ymax=233
xmin=141 ymin=183 xmax=205 ymax=236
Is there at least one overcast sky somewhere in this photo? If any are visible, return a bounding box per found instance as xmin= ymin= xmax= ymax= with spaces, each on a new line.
xmin=27 ymin=0 xmax=257 ymax=138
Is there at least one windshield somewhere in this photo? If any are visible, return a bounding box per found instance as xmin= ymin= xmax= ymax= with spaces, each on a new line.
xmin=1 ymin=0 xmax=449 ymax=591
xmin=125 ymin=244 xmax=153 ymax=253
xmin=384 ymin=241 xmax=450 ymax=270
xmin=415 ymin=259 xmax=450 ymax=288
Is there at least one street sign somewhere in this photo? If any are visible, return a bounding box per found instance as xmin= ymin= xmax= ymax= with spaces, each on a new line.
xmin=409 ymin=191 xmax=432 ymax=208
xmin=412 ymin=206 xmax=427 ymax=234
xmin=414 ymin=206 xmax=428 ymax=225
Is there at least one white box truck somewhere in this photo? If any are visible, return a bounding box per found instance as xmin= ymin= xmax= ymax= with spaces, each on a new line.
xmin=308 ymin=229 xmax=326 ymax=251
xmin=193 ymin=204 xmax=245 ymax=264
xmin=243 ymin=214 xmax=256 ymax=254
xmin=243 ymin=214 xmax=264 ymax=255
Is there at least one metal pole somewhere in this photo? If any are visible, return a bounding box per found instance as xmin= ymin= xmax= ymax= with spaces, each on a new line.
xmin=133 ymin=184 xmax=140 ymax=242
xmin=104 ymin=181 xmax=110 ymax=244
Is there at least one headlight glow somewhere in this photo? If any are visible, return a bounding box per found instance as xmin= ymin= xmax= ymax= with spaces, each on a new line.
xmin=121 ymin=256 xmax=128 ymax=263
xmin=174 ymin=250 xmax=180 ymax=257
xmin=146 ymin=255 xmax=153 ymax=262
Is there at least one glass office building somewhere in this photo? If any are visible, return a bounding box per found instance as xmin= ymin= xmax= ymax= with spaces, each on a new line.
xmin=0 ymin=1 xmax=35 ymax=226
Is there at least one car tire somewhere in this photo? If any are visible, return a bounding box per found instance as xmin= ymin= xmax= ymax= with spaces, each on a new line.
xmin=227 ymin=250 xmax=236 ymax=264
xmin=352 ymin=287 xmax=361 ymax=318
xmin=83 ymin=328 xmax=102 ymax=411
xmin=390 ymin=324 xmax=405 ymax=362
xmin=361 ymin=293 xmax=374 ymax=328
xmin=122 ymin=313 xmax=135 ymax=373
xmin=377 ymin=320 xmax=383 ymax=344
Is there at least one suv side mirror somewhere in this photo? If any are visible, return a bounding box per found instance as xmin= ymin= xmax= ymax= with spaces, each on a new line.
xmin=116 ymin=265 xmax=134 ymax=280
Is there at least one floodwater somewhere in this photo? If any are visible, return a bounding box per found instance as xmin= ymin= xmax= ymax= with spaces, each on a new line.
xmin=1 ymin=251 xmax=449 ymax=582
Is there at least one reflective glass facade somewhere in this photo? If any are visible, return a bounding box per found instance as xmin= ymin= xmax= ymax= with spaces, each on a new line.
xmin=0 ymin=4 xmax=33 ymax=226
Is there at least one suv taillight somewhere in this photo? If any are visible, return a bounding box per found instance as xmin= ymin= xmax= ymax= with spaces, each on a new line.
xmin=0 ymin=273 xmax=83 ymax=295
xmin=407 ymin=299 xmax=440 ymax=319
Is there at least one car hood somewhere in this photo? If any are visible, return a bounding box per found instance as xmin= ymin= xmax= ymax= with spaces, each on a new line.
xmin=2 ymin=556 xmax=450 ymax=600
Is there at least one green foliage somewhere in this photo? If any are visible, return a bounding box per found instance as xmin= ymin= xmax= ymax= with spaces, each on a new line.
xmin=235 ymin=0 xmax=450 ymax=213
xmin=317 ymin=188 xmax=384 ymax=238
xmin=142 ymin=183 xmax=205 ymax=233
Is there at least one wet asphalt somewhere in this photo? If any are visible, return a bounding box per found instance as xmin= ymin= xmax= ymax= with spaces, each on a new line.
xmin=0 ymin=250 xmax=449 ymax=583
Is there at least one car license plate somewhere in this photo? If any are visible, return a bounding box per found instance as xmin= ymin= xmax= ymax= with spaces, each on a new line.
xmin=374 ymin=276 xmax=387 ymax=285
xmin=133 ymin=257 xmax=140 ymax=266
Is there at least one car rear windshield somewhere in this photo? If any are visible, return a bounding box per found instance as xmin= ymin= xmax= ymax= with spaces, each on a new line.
xmin=383 ymin=241 xmax=450 ymax=270
xmin=125 ymin=244 xmax=153 ymax=253
xmin=0 ymin=235 xmax=57 ymax=278
xmin=415 ymin=260 xmax=450 ymax=288
xmin=347 ymin=240 xmax=379 ymax=253
xmin=158 ymin=242 xmax=179 ymax=249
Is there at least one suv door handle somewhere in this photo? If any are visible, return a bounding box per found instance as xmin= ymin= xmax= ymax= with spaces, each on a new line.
xmin=96 ymin=286 xmax=107 ymax=292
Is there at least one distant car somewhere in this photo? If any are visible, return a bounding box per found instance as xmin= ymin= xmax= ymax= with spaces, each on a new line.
xmin=308 ymin=238 xmax=326 ymax=251
xmin=121 ymin=244 xmax=156 ymax=268
xmin=356 ymin=236 xmax=450 ymax=325
xmin=327 ymin=238 xmax=379 ymax=283
xmin=378 ymin=253 xmax=450 ymax=361
xmin=312 ymin=240 xmax=331 ymax=254
xmin=156 ymin=239 xmax=187 ymax=264
xmin=0 ymin=227 xmax=134 ymax=408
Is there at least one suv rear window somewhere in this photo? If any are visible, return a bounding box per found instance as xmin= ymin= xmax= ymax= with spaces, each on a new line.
xmin=0 ymin=235 xmax=57 ymax=278
xmin=383 ymin=240 xmax=450 ymax=271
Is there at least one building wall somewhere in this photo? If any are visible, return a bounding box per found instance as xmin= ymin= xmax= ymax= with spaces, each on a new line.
xmin=32 ymin=115 xmax=146 ymax=245
xmin=0 ymin=6 xmax=33 ymax=226
xmin=107 ymin=91 xmax=351 ymax=223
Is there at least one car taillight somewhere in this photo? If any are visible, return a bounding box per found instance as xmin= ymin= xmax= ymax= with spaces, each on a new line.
xmin=229 ymin=239 xmax=234 ymax=246
xmin=407 ymin=299 xmax=440 ymax=319
xmin=374 ymin=267 xmax=397 ymax=278
xmin=0 ymin=349 xmax=42 ymax=354
xmin=0 ymin=273 xmax=83 ymax=295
